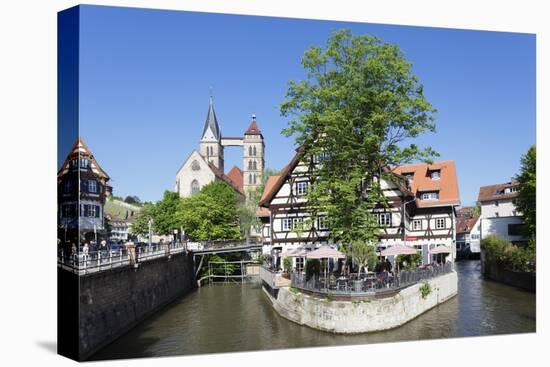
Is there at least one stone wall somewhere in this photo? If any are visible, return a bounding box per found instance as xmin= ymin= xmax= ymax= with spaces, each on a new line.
xmin=58 ymin=251 xmax=195 ymax=361
xmin=481 ymin=249 xmax=535 ymax=292
xmin=271 ymin=271 xmax=457 ymax=334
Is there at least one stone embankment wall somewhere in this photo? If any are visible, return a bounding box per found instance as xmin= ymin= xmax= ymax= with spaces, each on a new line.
xmin=58 ymin=251 xmax=195 ymax=361
xmin=271 ymin=271 xmax=458 ymax=334
xmin=480 ymin=249 xmax=535 ymax=292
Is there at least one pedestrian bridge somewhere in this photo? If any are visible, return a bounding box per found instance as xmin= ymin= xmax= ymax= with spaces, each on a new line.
xmin=188 ymin=240 xmax=263 ymax=255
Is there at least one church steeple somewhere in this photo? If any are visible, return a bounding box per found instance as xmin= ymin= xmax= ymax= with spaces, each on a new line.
xmin=199 ymin=98 xmax=224 ymax=172
xmin=201 ymin=97 xmax=221 ymax=142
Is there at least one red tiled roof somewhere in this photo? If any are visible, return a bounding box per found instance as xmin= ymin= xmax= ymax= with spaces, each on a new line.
xmin=478 ymin=182 xmax=519 ymax=202
xmin=205 ymin=160 xmax=244 ymax=195
xmin=393 ymin=160 xmax=460 ymax=208
xmin=245 ymin=119 xmax=261 ymax=135
xmin=226 ymin=166 xmax=244 ymax=193
xmin=456 ymin=215 xmax=480 ymax=234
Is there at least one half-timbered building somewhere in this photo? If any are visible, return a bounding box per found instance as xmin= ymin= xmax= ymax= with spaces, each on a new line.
xmin=258 ymin=150 xmax=461 ymax=266
xmin=57 ymin=137 xmax=112 ymax=243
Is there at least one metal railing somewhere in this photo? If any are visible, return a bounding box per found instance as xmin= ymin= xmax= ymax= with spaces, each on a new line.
xmin=57 ymin=242 xmax=187 ymax=275
xmin=291 ymin=262 xmax=454 ymax=297
xmin=187 ymin=239 xmax=263 ymax=252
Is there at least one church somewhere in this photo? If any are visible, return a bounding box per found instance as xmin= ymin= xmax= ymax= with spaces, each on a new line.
xmin=175 ymin=99 xmax=265 ymax=200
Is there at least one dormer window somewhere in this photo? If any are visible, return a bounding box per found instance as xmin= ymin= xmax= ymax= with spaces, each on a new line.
xmin=421 ymin=192 xmax=439 ymax=201
xmin=402 ymin=172 xmax=414 ymax=184
xmin=79 ymin=158 xmax=89 ymax=170
xmin=505 ymin=186 xmax=518 ymax=194
xmin=430 ymin=170 xmax=441 ymax=180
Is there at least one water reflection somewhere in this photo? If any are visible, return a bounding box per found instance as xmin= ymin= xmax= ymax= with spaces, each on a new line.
xmin=91 ymin=260 xmax=535 ymax=360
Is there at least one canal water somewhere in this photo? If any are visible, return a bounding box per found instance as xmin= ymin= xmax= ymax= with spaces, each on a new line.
xmin=90 ymin=260 xmax=536 ymax=360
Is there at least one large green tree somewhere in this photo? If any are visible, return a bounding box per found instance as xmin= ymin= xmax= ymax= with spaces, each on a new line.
xmin=179 ymin=181 xmax=242 ymax=241
xmin=152 ymin=190 xmax=184 ymax=235
xmin=280 ymin=29 xmax=437 ymax=251
xmin=130 ymin=203 xmax=154 ymax=236
xmin=515 ymin=145 xmax=536 ymax=239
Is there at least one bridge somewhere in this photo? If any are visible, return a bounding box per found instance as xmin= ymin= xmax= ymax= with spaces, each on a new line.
xmin=58 ymin=240 xmax=264 ymax=277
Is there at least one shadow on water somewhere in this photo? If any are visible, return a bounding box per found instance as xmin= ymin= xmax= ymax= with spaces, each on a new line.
xmin=90 ymin=261 xmax=535 ymax=360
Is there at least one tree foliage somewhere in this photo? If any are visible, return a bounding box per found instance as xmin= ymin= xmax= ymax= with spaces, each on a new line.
xmin=515 ymin=145 xmax=536 ymax=239
xmin=347 ymin=240 xmax=379 ymax=274
xmin=179 ymin=181 xmax=242 ymax=241
xmin=280 ymin=29 xmax=437 ymax=250
xmin=130 ymin=203 xmax=154 ymax=236
xmin=152 ymin=191 xmax=184 ymax=235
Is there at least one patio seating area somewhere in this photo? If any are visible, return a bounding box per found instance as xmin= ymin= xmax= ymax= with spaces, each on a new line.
xmin=290 ymin=262 xmax=454 ymax=297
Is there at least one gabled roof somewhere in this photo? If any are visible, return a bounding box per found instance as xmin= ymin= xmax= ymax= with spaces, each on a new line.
xmin=57 ymin=137 xmax=110 ymax=181
xmin=226 ymin=166 xmax=244 ymax=193
xmin=201 ymin=98 xmax=221 ymax=141
xmin=456 ymin=215 xmax=480 ymax=234
xmin=176 ymin=151 xmax=244 ymax=196
xmin=258 ymin=148 xmax=416 ymax=208
xmin=393 ymin=160 xmax=460 ymax=208
xmin=478 ymin=181 xmax=519 ymax=202
xmin=245 ymin=115 xmax=262 ymax=136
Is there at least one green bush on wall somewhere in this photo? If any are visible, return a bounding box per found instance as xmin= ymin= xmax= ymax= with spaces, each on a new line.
xmin=481 ymin=235 xmax=535 ymax=273
xmin=283 ymin=256 xmax=292 ymax=274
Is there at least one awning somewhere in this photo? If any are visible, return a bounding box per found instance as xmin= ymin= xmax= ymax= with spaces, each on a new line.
xmin=380 ymin=244 xmax=418 ymax=256
xmin=280 ymin=248 xmax=307 ymax=257
xmin=430 ymin=245 xmax=452 ymax=254
xmin=307 ymin=245 xmax=346 ymax=259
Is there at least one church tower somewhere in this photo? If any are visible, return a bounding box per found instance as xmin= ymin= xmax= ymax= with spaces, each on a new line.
xmin=199 ymin=98 xmax=224 ymax=173
xmin=242 ymin=114 xmax=264 ymax=200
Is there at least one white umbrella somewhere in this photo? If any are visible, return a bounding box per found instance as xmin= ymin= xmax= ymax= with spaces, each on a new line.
xmin=430 ymin=245 xmax=452 ymax=254
xmin=380 ymin=244 xmax=418 ymax=256
xmin=307 ymin=246 xmax=345 ymax=287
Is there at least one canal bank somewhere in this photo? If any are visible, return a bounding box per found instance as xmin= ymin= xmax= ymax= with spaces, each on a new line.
xmin=90 ymin=260 xmax=535 ymax=360
xmin=270 ymin=271 xmax=457 ymax=333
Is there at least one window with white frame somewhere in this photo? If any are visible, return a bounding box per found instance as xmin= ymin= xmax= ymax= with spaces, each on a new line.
xmin=379 ymin=213 xmax=392 ymax=226
xmin=471 ymin=234 xmax=480 ymax=240
xmin=430 ymin=170 xmax=441 ymax=180
xmin=317 ymin=216 xmax=329 ymax=230
xmin=412 ymin=219 xmax=422 ymax=230
xmin=79 ymin=158 xmax=89 ymax=170
xmin=421 ymin=192 xmax=439 ymax=200
xmin=292 ymin=217 xmax=304 ymax=230
xmin=282 ymin=218 xmax=292 ymax=231
xmin=88 ymin=180 xmax=97 ymax=193
xmin=435 ymin=218 xmax=446 ymax=229
xmin=296 ymin=181 xmax=308 ymax=195
xmin=295 ymin=257 xmax=304 ymax=272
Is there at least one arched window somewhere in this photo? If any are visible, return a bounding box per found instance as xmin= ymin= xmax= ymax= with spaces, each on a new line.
xmin=248 ymin=160 xmax=253 ymax=170
xmin=191 ymin=180 xmax=200 ymax=195
xmin=249 ymin=174 xmax=253 ymax=184
xmin=253 ymin=161 xmax=257 ymax=170
xmin=191 ymin=160 xmax=200 ymax=171
xmin=253 ymin=174 xmax=257 ymax=184
xmin=248 ymin=146 xmax=253 ymax=156
xmin=253 ymin=146 xmax=257 ymax=156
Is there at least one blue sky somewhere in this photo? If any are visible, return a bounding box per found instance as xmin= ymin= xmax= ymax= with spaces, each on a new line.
xmin=71 ymin=5 xmax=536 ymax=206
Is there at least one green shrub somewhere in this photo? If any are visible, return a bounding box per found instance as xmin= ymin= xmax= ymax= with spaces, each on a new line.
xmin=305 ymin=259 xmax=321 ymax=281
xmin=290 ymin=287 xmax=301 ymax=295
xmin=419 ymin=283 xmax=431 ymax=299
xmin=481 ymin=235 xmax=536 ymax=272
xmin=283 ymin=256 xmax=292 ymax=274
xmin=396 ymin=253 xmax=422 ymax=270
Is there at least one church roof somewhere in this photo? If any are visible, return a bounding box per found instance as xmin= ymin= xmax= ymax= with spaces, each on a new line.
xmin=226 ymin=166 xmax=244 ymax=193
xmin=201 ymin=98 xmax=221 ymax=141
xmin=244 ymin=115 xmax=262 ymax=135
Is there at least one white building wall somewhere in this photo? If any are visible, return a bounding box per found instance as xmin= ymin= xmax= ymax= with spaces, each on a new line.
xmin=175 ymin=151 xmax=216 ymax=198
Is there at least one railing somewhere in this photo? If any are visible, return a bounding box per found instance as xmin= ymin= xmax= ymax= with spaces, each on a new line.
xmin=57 ymin=242 xmax=187 ymax=275
xmin=187 ymin=239 xmax=263 ymax=252
xmin=291 ymin=262 xmax=454 ymax=297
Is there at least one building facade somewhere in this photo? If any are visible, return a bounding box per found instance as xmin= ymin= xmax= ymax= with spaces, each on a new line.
xmin=478 ymin=180 xmax=526 ymax=244
xmin=57 ymin=137 xmax=112 ymax=243
xmin=175 ymin=99 xmax=264 ymax=201
xmin=455 ymin=207 xmax=481 ymax=258
xmin=258 ymin=151 xmax=461 ymax=266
